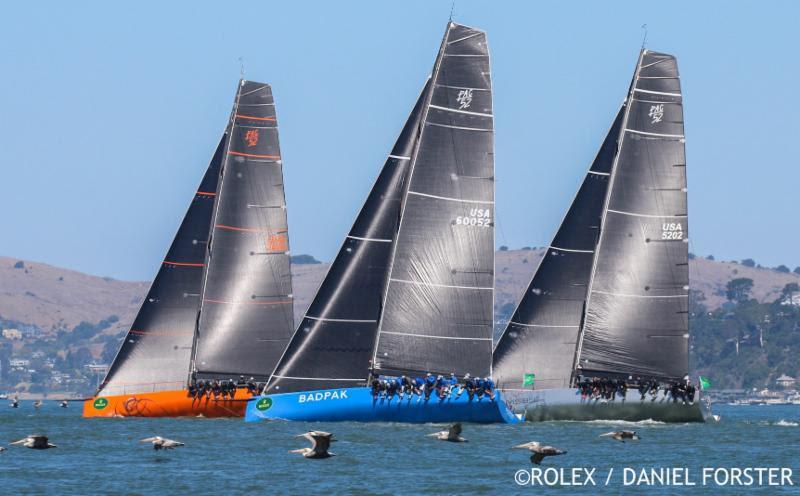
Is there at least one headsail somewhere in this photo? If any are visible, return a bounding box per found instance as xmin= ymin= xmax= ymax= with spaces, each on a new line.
xmin=576 ymin=50 xmax=688 ymax=380
xmin=264 ymin=81 xmax=431 ymax=394
xmin=372 ymin=23 xmax=495 ymax=378
xmin=492 ymin=105 xmax=625 ymax=391
xmin=98 ymin=136 xmax=226 ymax=396
xmin=192 ymin=80 xmax=294 ymax=382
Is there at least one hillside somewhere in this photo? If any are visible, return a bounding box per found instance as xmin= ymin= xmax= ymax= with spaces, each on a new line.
xmin=2 ymin=251 xmax=798 ymax=337
xmin=1 ymin=251 xmax=798 ymax=395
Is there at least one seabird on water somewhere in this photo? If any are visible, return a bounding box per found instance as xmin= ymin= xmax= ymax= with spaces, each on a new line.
xmin=513 ymin=441 xmax=566 ymax=465
xmin=0 ymin=446 xmax=6 ymax=453
xmin=59 ymin=401 xmax=68 ymax=408
xmin=600 ymin=430 xmax=640 ymax=442
xmin=140 ymin=436 xmax=185 ymax=450
xmin=290 ymin=431 xmax=335 ymax=459
xmin=428 ymin=422 xmax=467 ymax=442
xmin=11 ymin=435 xmax=57 ymax=450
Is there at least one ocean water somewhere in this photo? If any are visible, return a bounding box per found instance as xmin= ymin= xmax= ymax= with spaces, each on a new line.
xmin=0 ymin=403 xmax=798 ymax=495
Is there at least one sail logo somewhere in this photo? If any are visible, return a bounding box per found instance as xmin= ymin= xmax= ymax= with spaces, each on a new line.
xmin=93 ymin=398 xmax=109 ymax=410
xmin=661 ymin=222 xmax=683 ymax=240
xmin=456 ymin=208 xmax=491 ymax=227
xmin=255 ymin=397 xmax=273 ymax=411
xmin=298 ymin=390 xmax=349 ymax=403
xmin=649 ymin=104 xmax=664 ymax=124
xmin=456 ymin=89 xmax=473 ymax=110
xmin=244 ymin=129 xmax=259 ymax=147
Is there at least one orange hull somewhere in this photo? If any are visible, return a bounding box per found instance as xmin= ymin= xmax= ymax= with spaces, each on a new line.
xmin=82 ymin=389 xmax=254 ymax=418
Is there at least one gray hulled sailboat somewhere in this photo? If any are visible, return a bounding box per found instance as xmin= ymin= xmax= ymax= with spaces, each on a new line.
xmin=493 ymin=49 xmax=708 ymax=422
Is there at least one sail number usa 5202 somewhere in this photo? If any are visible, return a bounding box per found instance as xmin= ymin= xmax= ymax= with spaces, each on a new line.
xmin=455 ymin=208 xmax=491 ymax=227
xmin=661 ymin=222 xmax=684 ymax=240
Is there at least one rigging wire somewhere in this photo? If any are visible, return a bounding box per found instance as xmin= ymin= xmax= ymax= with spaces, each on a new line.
xmin=640 ymin=24 xmax=648 ymax=49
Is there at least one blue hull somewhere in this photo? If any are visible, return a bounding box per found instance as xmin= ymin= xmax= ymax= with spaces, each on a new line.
xmin=245 ymin=387 xmax=519 ymax=424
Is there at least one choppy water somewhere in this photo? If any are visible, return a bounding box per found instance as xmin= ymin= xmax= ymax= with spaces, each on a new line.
xmin=0 ymin=403 xmax=798 ymax=495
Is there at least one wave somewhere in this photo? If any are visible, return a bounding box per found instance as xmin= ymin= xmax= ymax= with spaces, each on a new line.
xmin=774 ymin=419 xmax=798 ymax=427
xmin=559 ymin=418 xmax=667 ymax=426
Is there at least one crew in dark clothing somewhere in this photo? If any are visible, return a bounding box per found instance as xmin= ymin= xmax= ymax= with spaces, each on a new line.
xmin=424 ymin=373 xmax=436 ymax=400
xmin=370 ymin=378 xmax=382 ymax=399
xmin=401 ymin=376 xmax=417 ymax=399
xmin=434 ymin=375 xmax=446 ymax=399
xmin=685 ymin=382 xmax=696 ymax=404
xmin=482 ymin=377 xmax=496 ymax=400
xmin=413 ymin=376 xmax=425 ymax=399
xmin=386 ymin=378 xmax=399 ymax=399
xmin=457 ymin=373 xmax=474 ymax=399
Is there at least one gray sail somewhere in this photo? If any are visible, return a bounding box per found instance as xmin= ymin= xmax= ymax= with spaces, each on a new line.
xmin=492 ymin=106 xmax=624 ymax=391
xmin=372 ymin=23 xmax=495 ymax=378
xmin=576 ymin=50 xmax=688 ymax=380
xmin=193 ymin=80 xmax=294 ymax=382
xmin=98 ymin=136 xmax=226 ymax=396
xmin=264 ymin=82 xmax=430 ymax=394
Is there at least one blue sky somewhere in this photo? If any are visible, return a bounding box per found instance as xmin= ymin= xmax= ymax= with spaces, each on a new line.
xmin=1 ymin=1 xmax=798 ymax=281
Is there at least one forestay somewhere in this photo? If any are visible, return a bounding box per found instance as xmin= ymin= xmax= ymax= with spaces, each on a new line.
xmin=492 ymin=106 xmax=625 ymax=390
xmin=99 ymin=136 xmax=226 ymax=396
xmin=265 ymin=81 xmax=431 ymax=393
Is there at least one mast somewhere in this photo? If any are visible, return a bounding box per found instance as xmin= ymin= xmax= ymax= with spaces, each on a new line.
xmin=191 ymin=80 xmax=295 ymax=382
xmin=263 ymin=80 xmax=431 ymax=394
xmin=371 ymin=22 xmax=495 ymax=378
xmin=492 ymin=103 xmax=625 ymax=391
xmin=573 ymin=50 xmax=689 ymax=381
xmin=188 ymin=83 xmax=240 ymax=383
xmin=570 ymin=53 xmax=644 ymax=384
xmin=99 ymin=134 xmax=226 ymax=397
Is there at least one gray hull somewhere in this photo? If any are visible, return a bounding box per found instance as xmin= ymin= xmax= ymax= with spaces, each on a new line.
xmin=502 ymin=388 xmax=709 ymax=423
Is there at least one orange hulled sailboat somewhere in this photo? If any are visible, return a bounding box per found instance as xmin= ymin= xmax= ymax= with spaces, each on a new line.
xmin=84 ymin=80 xmax=295 ymax=417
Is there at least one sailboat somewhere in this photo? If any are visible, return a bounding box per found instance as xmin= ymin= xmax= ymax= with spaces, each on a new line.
xmin=493 ymin=49 xmax=708 ymax=422
xmin=246 ymin=22 xmax=517 ymax=424
xmin=84 ymin=80 xmax=295 ymax=418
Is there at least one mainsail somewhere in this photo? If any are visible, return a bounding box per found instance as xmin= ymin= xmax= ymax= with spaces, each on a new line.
xmin=372 ymin=23 xmax=495 ymax=378
xmin=192 ymin=80 xmax=294 ymax=382
xmin=264 ymin=82 xmax=431 ymax=394
xmin=99 ymin=136 xmax=226 ymax=396
xmin=492 ymin=105 xmax=625 ymax=391
xmin=575 ymin=50 xmax=688 ymax=380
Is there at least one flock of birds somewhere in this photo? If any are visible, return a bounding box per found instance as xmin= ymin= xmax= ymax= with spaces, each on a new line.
xmin=5 ymin=399 xmax=643 ymax=463
xmin=0 ymin=424 xmax=640 ymax=463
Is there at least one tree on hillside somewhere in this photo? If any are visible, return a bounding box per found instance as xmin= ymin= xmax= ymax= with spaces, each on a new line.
xmin=741 ymin=259 xmax=756 ymax=268
xmin=726 ymin=278 xmax=754 ymax=303
xmin=775 ymin=265 xmax=790 ymax=273
xmin=499 ymin=245 xmax=508 ymax=251
xmin=706 ymin=255 xmax=715 ymax=261
xmin=794 ymin=266 xmax=800 ymax=275
xmin=781 ymin=283 xmax=800 ymax=299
